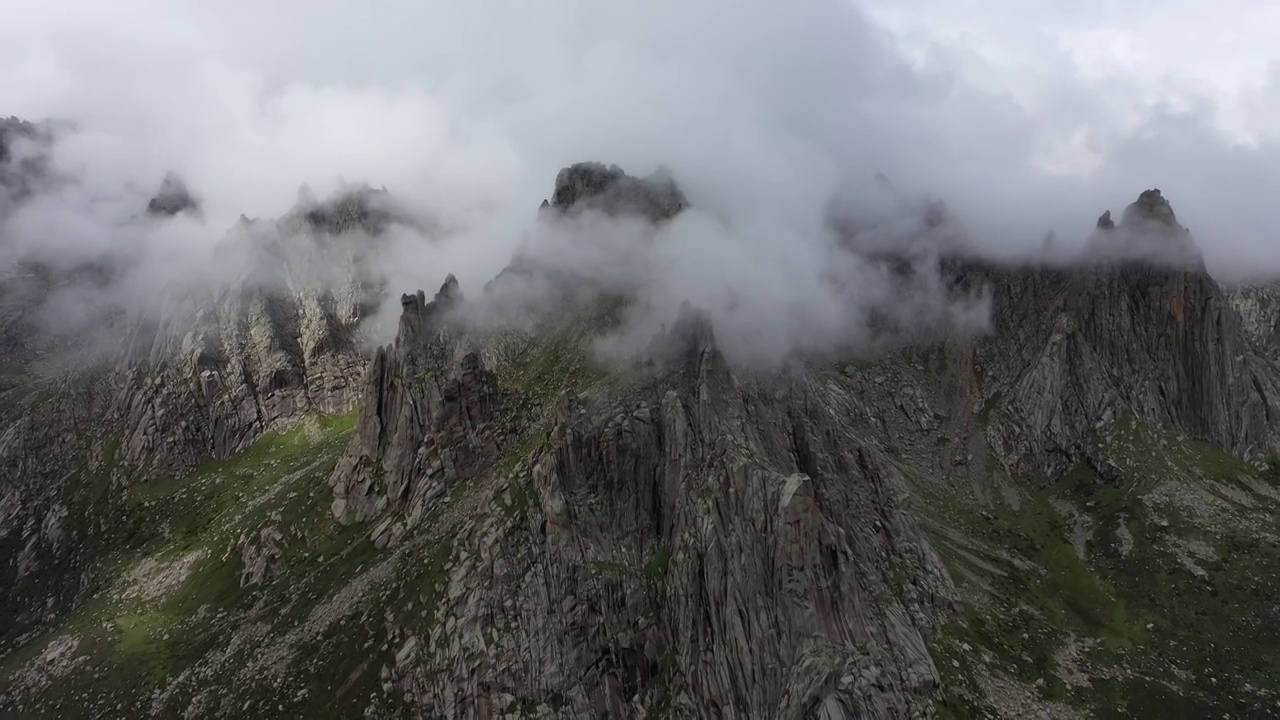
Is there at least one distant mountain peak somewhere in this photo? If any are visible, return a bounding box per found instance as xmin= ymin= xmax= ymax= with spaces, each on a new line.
xmin=1090 ymin=188 xmax=1202 ymax=267
xmin=542 ymin=161 xmax=687 ymax=222
xmin=146 ymin=172 xmax=200 ymax=218
xmin=1121 ymin=188 xmax=1179 ymax=229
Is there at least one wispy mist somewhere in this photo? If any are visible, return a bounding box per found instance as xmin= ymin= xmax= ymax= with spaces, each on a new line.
xmin=2 ymin=0 xmax=1279 ymax=367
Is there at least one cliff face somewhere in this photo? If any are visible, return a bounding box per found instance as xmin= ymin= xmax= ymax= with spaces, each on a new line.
xmin=1228 ymin=281 xmax=1280 ymax=363
xmin=0 ymin=184 xmax=389 ymax=642
xmin=960 ymin=190 xmax=1280 ymax=484
xmin=3 ymin=162 xmax=1280 ymax=718
xmin=309 ymin=169 xmax=1280 ymax=716
xmin=327 ymin=284 xmax=956 ymax=717
xmin=328 ymin=275 xmax=519 ymax=528
xmin=115 ymin=187 xmax=393 ymax=473
xmin=319 ymin=167 xmax=955 ymax=714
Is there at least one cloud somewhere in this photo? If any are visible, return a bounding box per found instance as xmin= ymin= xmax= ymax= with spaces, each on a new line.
xmin=1 ymin=0 xmax=1279 ymax=368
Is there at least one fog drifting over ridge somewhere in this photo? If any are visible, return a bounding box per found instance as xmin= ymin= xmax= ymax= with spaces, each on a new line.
xmin=2 ymin=0 xmax=1280 ymax=365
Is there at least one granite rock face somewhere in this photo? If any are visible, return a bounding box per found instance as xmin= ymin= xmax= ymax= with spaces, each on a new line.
xmin=0 ymin=185 xmax=389 ymax=635
xmin=325 ymin=283 xmax=957 ymax=717
xmin=1082 ymin=187 xmax=1204 ymax=268
xmin=238 ymin=526 xmax=285 ymax=587
xmin=115 ymin=187 xmax=392 ymax=473
xmin=329 ymin=274 xmax=519 ymax=527
xmin=1227 ymin=280 xmax=1280 ymax=363
xmin=951 ymin=190 xmax=1280 ymax=483
xmin=320 ymin=170 xmax=958 ymax=717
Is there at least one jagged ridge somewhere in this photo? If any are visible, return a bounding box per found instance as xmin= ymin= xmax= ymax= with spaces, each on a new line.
xmin=3 ymin=156 xmax=1280 ymax=718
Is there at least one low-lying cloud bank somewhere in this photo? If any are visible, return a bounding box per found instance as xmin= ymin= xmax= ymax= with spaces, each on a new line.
xmin=2 ymin=0 xmax=1280 ymax=367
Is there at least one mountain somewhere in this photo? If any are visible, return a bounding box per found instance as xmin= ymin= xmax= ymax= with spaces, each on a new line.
xmin=2 ymin=156 xmax=1280 ymax=718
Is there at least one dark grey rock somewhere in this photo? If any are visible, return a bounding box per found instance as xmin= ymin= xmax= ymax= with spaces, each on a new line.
xmin=1121 ymin=188 xmax=1178 ymax=229
xmin=335 ymin=281 xmax=956 ymax=717
xmin=146 ymin=173 xmax=200 ymax=217
xmin=950 ymin=190 xmax=1280 ymax=481
xmin=330 ymin=275 xmax=511 ymax=525
xmin=239 ymin=526 xmax=285 ymax=587
xmin=547 ymin=162 xmax=687 ymax=222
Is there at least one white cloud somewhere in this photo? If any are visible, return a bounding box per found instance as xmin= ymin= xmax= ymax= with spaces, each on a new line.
xmin=2 ymin=0 xmax=1280 ymax=366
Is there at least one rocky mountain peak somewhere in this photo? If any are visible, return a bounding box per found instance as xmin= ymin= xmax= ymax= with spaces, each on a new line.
xmin=1121 ymin=187 xmax=1179 ymax=229
xmin=1088 ymin=189 xmax=1202 ymax=267
xmin=146 ymin=172 xmax=200 ymax=218
xmin=437 ymin=272 xmax=461 ymax=301
xmin=1096 ymin=188 xmax=1184 ymax=237
xmin=286 ymin=184 xmax=395 ymax=237
xmin=395 ymin=274 xmax=464 ymax=349
xmin=544 ymin=161 xmax=687 ymax=221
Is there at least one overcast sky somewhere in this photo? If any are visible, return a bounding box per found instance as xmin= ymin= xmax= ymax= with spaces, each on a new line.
xmin=2 ymin=0 xmax=1279 ymax=361
xmin=863 ymin=1 xmax=1280 ymax=262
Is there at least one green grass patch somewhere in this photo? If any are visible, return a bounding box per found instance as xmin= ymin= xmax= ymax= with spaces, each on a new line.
xmin=1 ymin=409 xmax=364 ymax=714
xmin=925 ymin=411 xmax=1280 ymax=718
xmin=125 ymin=411 xmax=356 ymax=551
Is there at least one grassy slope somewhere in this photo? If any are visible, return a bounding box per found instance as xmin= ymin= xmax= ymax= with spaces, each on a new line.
xmin=0 ymin=303 xmax=628 ymax=717
xmin=926 ymin=412 xmax=1280 ymax=718
xmin=0 ymin=411 xmax=381 ymax=716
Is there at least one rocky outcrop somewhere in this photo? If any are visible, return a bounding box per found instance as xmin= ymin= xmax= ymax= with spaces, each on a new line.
xmin=334 ymin=291 xmax=957 ymax=716
xmin=287 ymin=184 xmax=400 ymax=237
xmin=0 ymin=117 xmax=37 ymax=165
xmin=0 ymin=182 xmax=400 ymax=644
xmin=959 ymin=190 xmax=1280 ymax=482
xmin=1084 ymin=188 xmax=1204 ymax=268
xmin=114 ymin=188 xmax=393 ymax=473
xmin=1227 ymin=281 xmax=1280 ymax=362
xmin=146 ymin=172 xmax=200 ymax=218
xmin=493 ymin=163 xmax=692 ymax=310
xmin=116 ymin=279 xmax=370 ymax=471
xmin=319 ymin=167 xmax=961 ymax=712
xmin=238 ymin=526 xmax=284 ymax=587
xmin=1121 ymin=188 xmax=1180 ymax=229
xmin=542 ymin=162 xmax=687 ymax=222
xmin=182 ymin=154 xmax=956 ymax=714
xmin=0 ymin=374 xmax=119 ymax=642
xmin=0 ymin=268 xmax=43 ymax=374
xmin=329 ymin=275 xmax=517 ymax=526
